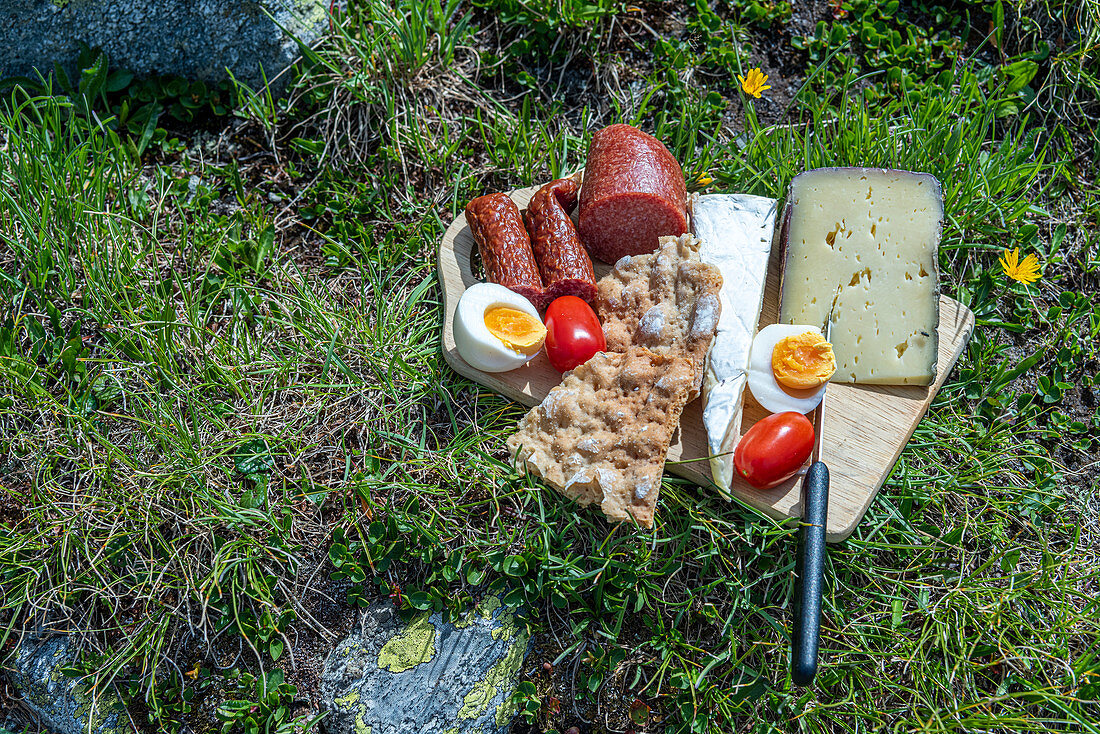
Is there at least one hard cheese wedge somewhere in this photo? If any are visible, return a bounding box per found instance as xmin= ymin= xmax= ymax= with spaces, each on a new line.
xmin=691 ymin=193 xmax=777 ymax=497
xmin=779 ymin=168 xmax=942 ymax=385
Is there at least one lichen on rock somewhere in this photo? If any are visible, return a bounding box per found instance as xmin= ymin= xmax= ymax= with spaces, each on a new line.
xmin=1 ymin=1 xmax=333 ymax=90
xmin=476 ymin=595 xmax=501 ymax=619
xmin=333 ymin=689 xmax=361 ymax=710
xmin=458 ymin=628 xmax=529 ymax=723
xmin=7 ymin=636 xmax=127 ymax=734
xmin=490 ymin=612 xmax=518 ymax=641
xmin=321 ymin=596 xmax=529 ymax=734
xmin=377 ymin=612 xmax=437 ymax=673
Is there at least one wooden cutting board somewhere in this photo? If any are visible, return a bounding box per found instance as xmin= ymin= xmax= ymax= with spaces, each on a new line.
xmin=437 ymin=182 xmax=974 ymax=541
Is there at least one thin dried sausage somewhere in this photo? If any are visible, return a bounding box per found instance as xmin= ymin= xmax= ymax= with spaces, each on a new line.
xmin=578 ymin=124 xmax=689 ymax=263
xmin=524 ymin=178 xmax=597 ymax=305
xmin=465 ymin=193 xmax=545 ymax=309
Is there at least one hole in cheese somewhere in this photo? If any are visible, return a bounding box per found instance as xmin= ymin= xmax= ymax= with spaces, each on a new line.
xmin=848 ymin=268 xmax=872 ymax=287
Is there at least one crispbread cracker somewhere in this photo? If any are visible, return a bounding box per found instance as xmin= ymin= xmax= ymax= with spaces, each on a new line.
xmin=596 ymin=234 xmax=723 ymax=396
xmin=506 ymin=348 xmax=694 ymax=527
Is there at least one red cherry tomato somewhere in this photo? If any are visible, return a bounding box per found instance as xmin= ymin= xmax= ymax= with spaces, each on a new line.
xmin=543 ymin=296 xmax=606 ymax=372
xmin=734 ymin=411 xmax=815 ymax=489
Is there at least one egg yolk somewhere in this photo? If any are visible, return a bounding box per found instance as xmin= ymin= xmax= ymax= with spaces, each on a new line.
xmin=772 ymin=331 xmax=837 ymax=389
xmin=484 ymin=306 xmax=546 ymax=356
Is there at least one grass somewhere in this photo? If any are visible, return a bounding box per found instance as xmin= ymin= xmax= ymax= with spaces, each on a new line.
xmin=1 ymin=0 xmax=1099 ymax=732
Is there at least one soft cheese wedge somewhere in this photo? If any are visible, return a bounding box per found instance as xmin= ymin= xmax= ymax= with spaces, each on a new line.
xmin=691 ymin=193 xmax=777 ymax=498
xmin=779 ymin=168 xmax=941 ymax=385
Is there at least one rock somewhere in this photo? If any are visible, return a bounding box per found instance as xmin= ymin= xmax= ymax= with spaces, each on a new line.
xmin=0 ymin=1 xmax=331 ymax=89
xmin=321 ymin=597 xmax=532 ymax=734
xmin=5 ymin=636 xmax=127 ymax=734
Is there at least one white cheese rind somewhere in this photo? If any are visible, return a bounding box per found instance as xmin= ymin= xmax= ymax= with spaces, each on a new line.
xmin=691 ymin=193 xmax=777 ymax=497
xmin=779 ymin=168 xmax=941 ymax=385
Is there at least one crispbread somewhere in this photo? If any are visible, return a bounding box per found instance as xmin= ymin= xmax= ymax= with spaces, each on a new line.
xmin=595 ymin=234 xmax=723 ymax=396
xmin=506 ymin=348 xmax=694 ymax=527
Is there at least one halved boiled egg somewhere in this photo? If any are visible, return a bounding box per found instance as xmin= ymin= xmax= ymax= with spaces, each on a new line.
xmin=746 ymin=324 xmax=836 ymax=414
xmin=772 ymin=329 xmax=836 ymax=389
xmin=454 ymin=283 xmax=547 ymax=372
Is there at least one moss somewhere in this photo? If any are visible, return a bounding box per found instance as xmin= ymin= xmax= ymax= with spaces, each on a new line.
xmin=457 ymin=628 xmax=529 ymax=721
xmin=377 ymin=612 xmax=437 ymax=673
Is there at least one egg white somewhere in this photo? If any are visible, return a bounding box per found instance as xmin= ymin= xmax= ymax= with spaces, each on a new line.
xmin=746 ymin=323 xmax=828 ymax=414
xmin=453 ymin=283 xmax=544 ymax=373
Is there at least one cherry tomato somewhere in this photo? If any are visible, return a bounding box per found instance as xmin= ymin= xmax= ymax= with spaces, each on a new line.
xmin=734 ymin=411 xmax=815 ymax=489
xmin=543 ymin=296 xmax=606 ymax=372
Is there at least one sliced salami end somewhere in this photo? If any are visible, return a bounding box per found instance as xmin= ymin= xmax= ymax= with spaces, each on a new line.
xmin=579 ymin=194 xmax=688 ymax=264
xmin=544 ymin=277 xmax=598 ymax=305
xmin=578 ymin=124 xmax=689 ymax=264
xmin=505 ymin=284 xmax=547 ymax=311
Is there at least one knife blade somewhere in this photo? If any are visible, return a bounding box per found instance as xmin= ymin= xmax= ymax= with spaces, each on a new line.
xmin=791 ymin=311 xmax=832 ymax=686
xmin=811 ymin=312 xmax=833 ymax=464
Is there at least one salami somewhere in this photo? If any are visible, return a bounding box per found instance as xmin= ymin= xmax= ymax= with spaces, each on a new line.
xmin=465 ymin=193 xmax=545 ymax=309
xmin=578 ymin=124 xmax=689 ymax=263
xmin=523 ymin=178 xmax=597 ymax=305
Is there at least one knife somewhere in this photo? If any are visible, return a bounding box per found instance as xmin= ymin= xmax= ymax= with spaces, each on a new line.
xmin=791 ymin=315 xmax=831 ymax=686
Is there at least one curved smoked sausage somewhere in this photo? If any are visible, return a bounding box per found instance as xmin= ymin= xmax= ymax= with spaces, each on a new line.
xmin=524 ymin=178 xmax=597 ymax=305
xmin=578 ymin=124 xmax=689 ymax=264
xmin=465 ymin=193 xmax=545 ymax=309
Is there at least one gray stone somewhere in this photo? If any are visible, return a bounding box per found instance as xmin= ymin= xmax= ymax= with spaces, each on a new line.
xmin=321 ymin=597 xmax=531 ymax=734
xmin=5 ymin=636 xmax=127 ymax=734
xmin=0 ymin=1 xmax=331 ymax=88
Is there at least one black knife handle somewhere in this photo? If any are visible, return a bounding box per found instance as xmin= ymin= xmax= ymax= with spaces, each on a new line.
xmin=792 ymin=461 xmax=829 ymax=686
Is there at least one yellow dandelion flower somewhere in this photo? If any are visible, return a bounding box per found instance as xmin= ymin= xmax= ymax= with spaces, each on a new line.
xmin=694 ymin=173 xmax=713 ymax=187
xmin=999 ymin=247 xmax=1041 ymax=284
xmin=738 ymin=68 xmax=772 ymax=98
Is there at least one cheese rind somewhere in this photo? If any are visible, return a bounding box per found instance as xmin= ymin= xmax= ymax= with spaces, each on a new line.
xmin=779 ymin=168 xmax=941 ymax=385
xmin=691 ymin=193 xmax=777 ymax=497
